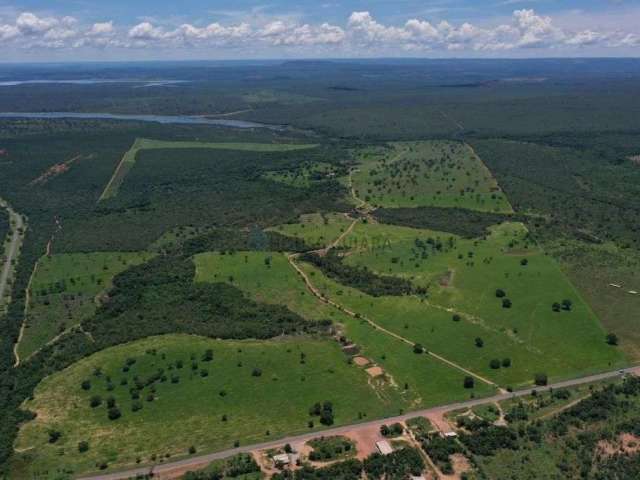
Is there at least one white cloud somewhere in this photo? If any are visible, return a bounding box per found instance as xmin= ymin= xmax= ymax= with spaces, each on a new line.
xmin=0 ymin=8 xmax=637 ymax=54
xmin=89 ymin=21 xmax=114 ymax=36
xmin=16 ymin=12 xmax=58 ymax=34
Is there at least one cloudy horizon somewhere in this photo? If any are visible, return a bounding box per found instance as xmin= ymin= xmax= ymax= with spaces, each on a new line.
xmin=1 ymin=1 xmax=639 ymax=62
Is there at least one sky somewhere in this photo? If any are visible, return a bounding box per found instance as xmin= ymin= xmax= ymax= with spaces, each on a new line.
xmin=0 ymin=0 xmax=639 ymax=61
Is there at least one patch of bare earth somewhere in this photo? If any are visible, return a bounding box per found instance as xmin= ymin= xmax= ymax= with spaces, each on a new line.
xmin=353 ymin=356 xmax=370 ymax=367
xmin=30 ymin=154 xmax=91 ymax=186
xmin=597 ymin=433 xmax=640 ymax=457
xmin=343 ymin=424 xmax=384 ymax=460
xmin=366 ymin=366 xmax=384 ymax=377
xmin=425 ymin=409 xmax=455 ymax=434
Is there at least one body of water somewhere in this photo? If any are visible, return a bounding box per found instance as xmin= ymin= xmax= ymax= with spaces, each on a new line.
xmin=0 ymin=112 xmax=283 ymax=130
xmin=0 ymin=79 xmax=187 ymax=87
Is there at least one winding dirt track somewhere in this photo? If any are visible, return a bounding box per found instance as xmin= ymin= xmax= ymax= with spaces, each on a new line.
xmin=286 ymin=253 xmax=498 ymax=388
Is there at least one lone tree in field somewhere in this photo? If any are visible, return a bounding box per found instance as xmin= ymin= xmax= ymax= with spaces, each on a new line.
xmin=562 ymin=299 xmax=573 ymax=311
xmin=606 ymin=333 xmax=619 ymax=346
xmin=534 ymin=373 xmax=548 ymax=386
xmin=464 ymin=376 xmax=475 ymax=389
xmin=502 ymin=298 xmax=512 ymax=309
xmin=495 ymin=289 xmax=506 ymax=298
xmin=489 ymin=359 xmax=501 ymax=370
xmin=413 ymin=343 xmax=424 ymax=354
xmin=475 ymin=337 xmax=484 ymax=348
xmin=78 ymin=441 xmax=89 ymax=453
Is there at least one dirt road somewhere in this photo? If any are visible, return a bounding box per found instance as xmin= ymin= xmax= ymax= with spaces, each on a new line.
xmin=77 ymin=366 xmax=640 ymax=480
xmin=0 ymin=198 xmax=24 ymax=306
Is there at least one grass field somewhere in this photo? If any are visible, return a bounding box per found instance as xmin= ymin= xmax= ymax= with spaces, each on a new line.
xmin=17 ymin=252 xmax=153 ymax=360
xmin=13 ymin=334 xmax=392 ymax=477
xmin=99 ymin=138 xmax=319 ymax=200
xmin=351 ymin=141 xmax=513 ymax=213
xmin=297 ymin=220 xmax=625 ymax=386
xmin=194 ymin=251 xmax=496 ymax=405
xmin=268 ymin=213 xmax=354 ymax=249
xmin=546 ymin=240 xmax=640 ymax=361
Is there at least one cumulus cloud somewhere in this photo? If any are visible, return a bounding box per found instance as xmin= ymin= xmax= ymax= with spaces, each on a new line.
xmin=0 ymin=9 xmax=637 ymax=54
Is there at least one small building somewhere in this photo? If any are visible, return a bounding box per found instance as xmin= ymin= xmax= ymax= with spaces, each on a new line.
xmin=273 ymin=453 xmax=291 ymax=466
xmin=376 ymin=440 xmax=393 ymax=456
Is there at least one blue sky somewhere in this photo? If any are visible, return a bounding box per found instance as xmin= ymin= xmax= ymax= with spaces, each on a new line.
xmin=1 ymin=0 xmax=638 ymax=61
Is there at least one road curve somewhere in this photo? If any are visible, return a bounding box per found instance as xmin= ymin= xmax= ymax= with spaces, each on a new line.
xmin=77 ymin=365 xmax=640 ymax=480
xmin=0 ymin=198 xmax=24 ymax=306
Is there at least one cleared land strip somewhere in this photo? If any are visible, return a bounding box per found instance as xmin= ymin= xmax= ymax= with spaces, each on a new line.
xmin=77 ymin=365 xmax=640 ymax=480
xmin=286 ymin=252 xmax=498 ymax=389
xmin=99 ymin=138 xmax=319 ymax=201
xmin=0 ymin=198 xmax=25 ymax=311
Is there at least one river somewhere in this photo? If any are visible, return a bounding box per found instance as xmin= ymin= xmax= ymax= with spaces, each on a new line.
xmin=0 ymin=112 xmax=283 ymax=130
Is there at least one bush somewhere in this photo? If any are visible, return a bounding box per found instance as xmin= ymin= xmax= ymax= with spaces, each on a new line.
xmin=89 ymin=395 xmax=102 ymax=408
xmin=48 ymin=430 xmax=62 ymax=444
xmin=501 ymin=358 xmax=512 ymax=368
xmin=252 ymin=368 xmax=263 ymax=377
xmin=475 ymin=337 xmax=484 ymax=348
xmin=81 ymin=379 xmax=91 ymax=391
xmin=534 ymin=373 xmax=548 ymax=386
xmin=606 ymin=333 xmax=619 ymax=346
xmin=452 ymin=314 xmax=461 ymax=322
xmin=489 ymin=359 xmax=501 ymax=370
xmin=413 ymin=343 xmax=424 ymax=354
xmin=108 ymin=407 xmax=122 ymax=420
xmin=78 ymin=441 xmax=89 ymax=453
xmin=464 ymin=376 xmax=475 ymax=389
xmin=502 ymin=298 xmax=512 ymax=309
xmin=495 ymin=289 xmax=506 ymax=298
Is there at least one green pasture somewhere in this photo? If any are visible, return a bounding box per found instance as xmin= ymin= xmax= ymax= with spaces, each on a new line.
xmin=14 ymin=335 xmax=389 ymax=477
xmin=194 ymin=251 xmax=496 ymax=406
xmin=351 ymin=141 xmax=512 ymax=213
xmin=268 ymin=213 xmax=354 ymax=249
xmin=335 ymin=221 xmax=626 ymax=385
xmin=18 ymin=252 xmax=153 ymax=360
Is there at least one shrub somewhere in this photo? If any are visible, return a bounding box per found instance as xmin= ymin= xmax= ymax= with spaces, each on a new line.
xmin=108 ymin=407 xmax=122 ymax=420
xmin=606 ymin=333 xmax=619 ymax=346
xmin=81 ymin=380 xmax=91 ymax=391
xmin=495 ymin=289 xmax=506 ymax=298
xmin=489 ymin=359 xmax=501 ymax=370
xmin=502 ymin=298 xmax=512 ymax=309
xmin=475 ymin=337 xmax=484 ymax=348
xmin=252 ymin=368 xmax=263 ymax=377
xmin=413 ymin=343 xmax=424 ymax=354
xmin=534 ymin=373 xmax=548 ymax=386
xmin=501 ymin=358 xmax=512 ymax=368
xmin=48 ymin=430 xmax=62 ymax=444
xmin=78 ymin=441 xmax=89 ymax=453
xmin=464 ymin=376 xmax=475 ymax=389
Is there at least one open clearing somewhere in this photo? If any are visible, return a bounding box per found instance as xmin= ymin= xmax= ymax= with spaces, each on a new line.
xmin=13 ymin=334 xmax=392 ymax=477
xmin=351 ymin=141 xmax=513 ymax=213
xmin=272 ymin=215 xmax=625 ymax=386
xmin=99 ymin=138 xmax=319 ymax=200
xmin=194 ymin=251 xmax=495 ymax=407
xmin=17 ymin=252 xmax=153 ymax=360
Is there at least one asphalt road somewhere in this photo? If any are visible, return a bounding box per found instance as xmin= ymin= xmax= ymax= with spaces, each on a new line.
xmin=0 ymin=200 xmax=24 ymax=304
xmin=78 ymin=364 xmax=640 ymax=480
